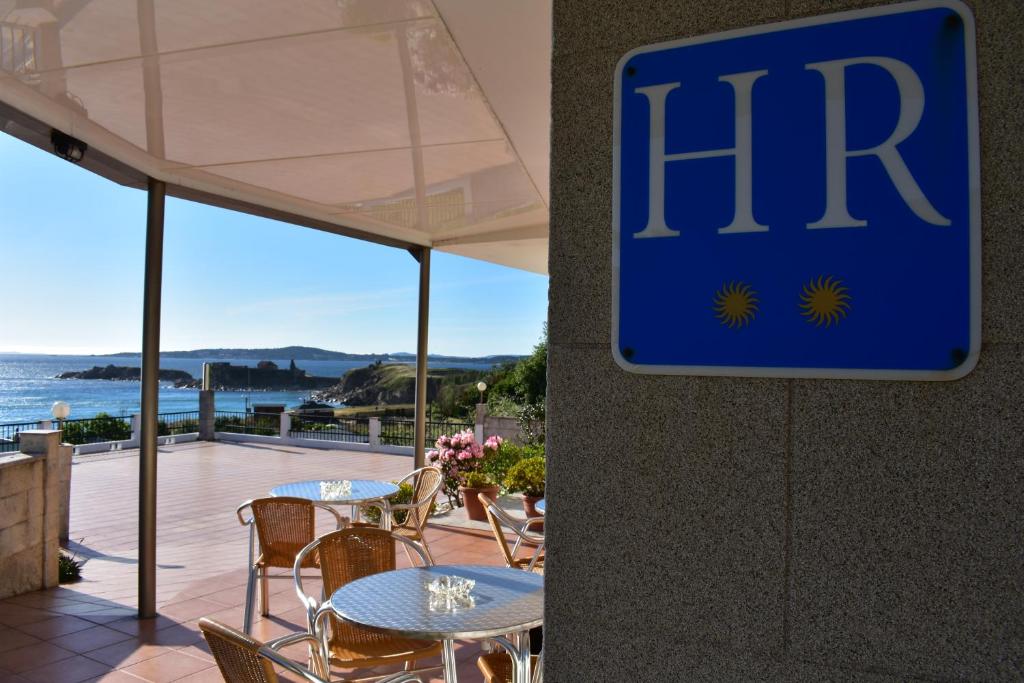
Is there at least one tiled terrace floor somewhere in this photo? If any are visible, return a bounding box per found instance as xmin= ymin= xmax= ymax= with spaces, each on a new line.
xmin=0 ymin=441 xmax=523 ymax=682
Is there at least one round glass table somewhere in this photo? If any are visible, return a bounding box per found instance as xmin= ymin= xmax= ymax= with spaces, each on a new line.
xmin=270 ymin=479 xmax=399 ymax=527
xmin=535 ymin=498 xmax=545 ymax=515
xmin=327 ymin=564 xmax=543 ymax=682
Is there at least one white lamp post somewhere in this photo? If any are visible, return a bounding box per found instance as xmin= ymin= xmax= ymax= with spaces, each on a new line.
xmin=476 ymin=381 xmax=487 ymax=404
xmin=51 ymin=401 xmax=71 ymax=431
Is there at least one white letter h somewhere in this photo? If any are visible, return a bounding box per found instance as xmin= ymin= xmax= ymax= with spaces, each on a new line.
xmin=633 ymin=70 xmax=769 ymax=239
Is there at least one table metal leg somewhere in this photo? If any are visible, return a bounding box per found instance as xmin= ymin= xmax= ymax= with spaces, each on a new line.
xmin=512 ymin=631 xmax=532 ymax=683
xmin=442 ymin=639 xmax=459 ymax=681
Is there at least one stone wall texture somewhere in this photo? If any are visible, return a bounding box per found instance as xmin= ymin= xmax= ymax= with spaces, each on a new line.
xmin=547 ymin=0 xmax=1023 ymax=680
xmin=0 ymin=431 xmax=69 ymax=600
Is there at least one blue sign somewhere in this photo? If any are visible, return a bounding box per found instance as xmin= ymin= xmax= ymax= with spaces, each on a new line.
xmin=613 ymin=0 xmax=979 ymax=380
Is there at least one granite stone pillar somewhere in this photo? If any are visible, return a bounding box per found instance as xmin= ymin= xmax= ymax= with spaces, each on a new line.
xmin=198 ymin=390 xmax=215 ymax=440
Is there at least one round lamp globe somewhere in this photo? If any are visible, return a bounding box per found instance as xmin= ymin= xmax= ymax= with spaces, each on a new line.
xmin=51 ymin=401 xmax=71 ymax=420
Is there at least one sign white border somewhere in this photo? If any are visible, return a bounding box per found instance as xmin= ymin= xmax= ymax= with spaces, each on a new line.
xmin=611 ymin=0 xmax=981 ymax=381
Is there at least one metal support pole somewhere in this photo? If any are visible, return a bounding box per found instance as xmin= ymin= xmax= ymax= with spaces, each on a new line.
xmin=138 ymin=177 xmax=165 ymax=618
xmin=413 ymin=247 xmax=431 ymax=469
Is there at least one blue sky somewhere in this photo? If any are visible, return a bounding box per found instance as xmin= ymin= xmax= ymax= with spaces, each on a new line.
xmin=0 ymin=134 xmax=548 ymax=356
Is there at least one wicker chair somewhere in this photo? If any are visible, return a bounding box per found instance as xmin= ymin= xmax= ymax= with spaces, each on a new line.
xmin=477 ymin=650 xmax=543 ymax=683
xmin=198 ymin=617 xmax=422 ymax=683
xmin=294 ymin=527 xmax=443 ymax=678
xmin=479 ymin=494 xmax=545 ymax=573
xmin=237 ymin=497 xmax=347 ymax=633
xmin=360 ymin=466 xmax=443 ymax=564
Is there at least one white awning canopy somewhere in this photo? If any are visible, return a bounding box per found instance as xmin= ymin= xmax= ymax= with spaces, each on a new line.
xmin=0 ymin=0 xmax=551 ymax=273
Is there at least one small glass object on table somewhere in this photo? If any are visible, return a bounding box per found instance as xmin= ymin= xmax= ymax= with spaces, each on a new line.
xmin=426 ymin=575 xmax=476 ymax=611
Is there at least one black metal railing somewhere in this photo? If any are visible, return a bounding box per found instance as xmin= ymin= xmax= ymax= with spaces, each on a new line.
xmin=289 ymin=416 xmax=369 ymax=444
xmin=157 ymin=411 xmax=199 ymax=436
xmin=214 ymin=411 xmax=281 ymax=437
xmin=0 ymin=420 xmax=40 ymax=453
xmin=379 ymin=419 xmax=474 ymax=447
xmin=59 ymin=415 xmax=133 ymax=446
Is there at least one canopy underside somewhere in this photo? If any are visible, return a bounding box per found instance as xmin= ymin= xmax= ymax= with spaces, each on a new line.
xmin=0 ymin=0 xmax=550 ymax=273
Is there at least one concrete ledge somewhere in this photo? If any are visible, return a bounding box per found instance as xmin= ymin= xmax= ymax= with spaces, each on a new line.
xmin=0 ymin=452 xmax=34 ymax=472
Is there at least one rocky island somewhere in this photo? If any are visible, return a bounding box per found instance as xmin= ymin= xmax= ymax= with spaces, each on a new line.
xmin=57 ymin=365 xmax=198 ymax=387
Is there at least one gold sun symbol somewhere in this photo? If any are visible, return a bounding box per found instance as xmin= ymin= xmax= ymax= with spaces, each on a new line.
xmin=713 ymin=281 xmax=759 ymax=328
xmin=799 ymin=275 xmax=851 ymax=327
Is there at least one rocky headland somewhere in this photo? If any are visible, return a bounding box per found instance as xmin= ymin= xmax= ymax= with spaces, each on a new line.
xmin=313 ymin=362 xmax=487 ymax=406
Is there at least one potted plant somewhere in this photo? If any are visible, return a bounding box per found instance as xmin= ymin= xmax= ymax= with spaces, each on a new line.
xmin=427 ymin=429 xmax=488 ymax=509
xmin=459 ymin=471 xmax=500 ymax=522
xmin=504 ymin=456 xmax=545 ymax=518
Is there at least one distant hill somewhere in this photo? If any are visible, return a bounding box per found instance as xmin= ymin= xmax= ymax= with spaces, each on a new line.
xmin=98 ymin=345 xmax=523 ymax=365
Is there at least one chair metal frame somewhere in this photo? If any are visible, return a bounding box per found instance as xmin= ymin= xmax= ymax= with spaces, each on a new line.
xmin=477 ymin=648 xmax=544 ymax=683
xmin=198 ymin=617 xmax=423 ymax=683
xmin=478 ymin=493 xmax=545 ymax=572
xmin=293 ymin=527 xmax=438 ymax=679
xmin=360 ymin=466 xmax=443 ymax=564
xmin=237 ymin=497 xmax=347 ymax=634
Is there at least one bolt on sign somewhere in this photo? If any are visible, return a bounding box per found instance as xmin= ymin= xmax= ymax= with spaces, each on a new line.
xmin=612 ymin=0 xmax=980 ymax=380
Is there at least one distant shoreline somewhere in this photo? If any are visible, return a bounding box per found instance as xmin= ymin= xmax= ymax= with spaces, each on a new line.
xmin=87 ymin=345 xmax=523 ymax=365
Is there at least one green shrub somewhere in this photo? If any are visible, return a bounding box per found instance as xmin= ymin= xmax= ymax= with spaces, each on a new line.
xmin=504 ymin=456 xmax=546 ymax=497
xmin=58 ymin=550 xmax=82 ymax=583
xmin=157 ymin=418 xmax=199 ymax=436
xmin=61 ymin=413 xmax=132 ymax=445
xmin=362 ymin=482 xmax=437 ymax=526
xmin=481 ymin=442 xmax=523 ymax=490
xmin=462 ymin=471 xmax=495 ymax=488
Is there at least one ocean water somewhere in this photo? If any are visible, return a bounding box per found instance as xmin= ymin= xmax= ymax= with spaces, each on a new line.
xmin=0 ymin=354 xmax=495 ymax=424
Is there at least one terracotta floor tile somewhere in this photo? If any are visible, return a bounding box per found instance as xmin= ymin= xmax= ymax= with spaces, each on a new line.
xmin=17 ymin=615 xmax=97 ymax=639
xmin=121 ymin=651 xmax=213 ymax=683
xmin=173 ymin=642 xmax=214 ymax=665
xmin=0 ymin=672 xmax=32 ymax=683
xmin=138 ymin=623 xmax=202 ymax=649
xmin=0 ymin=605 xmax=57 ymax=628
xmin=172 ymin=668 xmax=224 ymax=683
xmin=0 ymin=641 xmax=75 ymax=673
xmin=82 ymin=640 xmax=174 ymax=669
xmin=0 ymin=627 xmax=41 ymax=654
xmin=80 ymin=609 xmax=140 ymax=626
xmin=21 ymin=654 xmax=111 ymax=683
xmin=57 ymin=625 xmax=133 ymax=655
xmin=82 ymin=671 xmax=149 ymax=682
xmin=104 ymin=616 xmax=179 ymax=637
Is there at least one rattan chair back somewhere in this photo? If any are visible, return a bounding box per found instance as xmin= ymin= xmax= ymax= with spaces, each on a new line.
xmin=316 ymin=527 xmax=400 ymax=652
xmin=199 ymin=617 xmax=278 ymax=683
xmin=401 ymin=466 xmax=442 ymax=531
xmin=479 ymin=494 xmax=544 ymax=572
xmin=251 ymin=497 xmax=318 ymax=569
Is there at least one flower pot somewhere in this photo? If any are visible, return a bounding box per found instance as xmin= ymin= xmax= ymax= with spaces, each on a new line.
xmin=460 ymin=485 xmax=500 ymax=522
xmin=522 ymin=494 xmax=544 ymax=528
